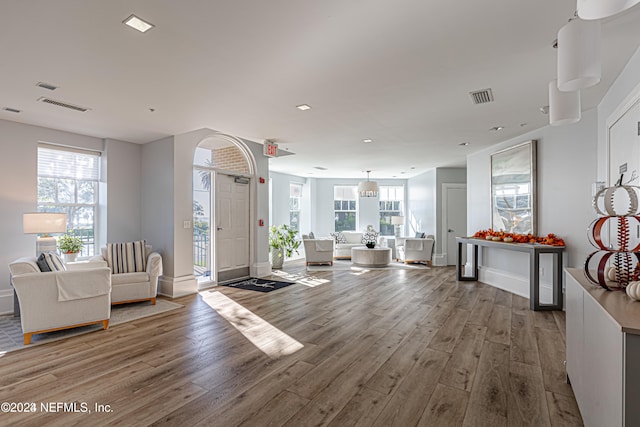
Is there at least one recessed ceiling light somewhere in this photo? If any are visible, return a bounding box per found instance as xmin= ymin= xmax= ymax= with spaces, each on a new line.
xmin=363 ymin=139 xmax=373 ymax=143
xmin=313 ymin=166 xmax=328 ymax=170
xmin=296 ymin=104 xmax=311 ymax=111
xmin=123 ymin=14 xmax=155 ymax=33
xmin=3 ymin=107 xmax=21 ymax=113
xmin=459 ymin=142 xmax=470 ymax=146
xmin=410 ymin=166 xmax=416 ymax=170
xmin=490 ymin=126 xmax=505 ymax=131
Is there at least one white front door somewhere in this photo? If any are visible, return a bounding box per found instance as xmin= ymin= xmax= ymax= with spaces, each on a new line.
xmin=444 ymin=184 xmax=467 ymax=266
xmin=216 ymin=173 xmax=250 ymax=281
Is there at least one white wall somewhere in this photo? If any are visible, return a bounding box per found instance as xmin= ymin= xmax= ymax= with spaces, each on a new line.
xmin=466 ymin=109 xmax=597 ymax=298
xmin=104 ymin=139 xmax=142 ymax=242
xmin=407 ymin=169 xmax=436 ymax=237
xmin=269 ymin=174 xmax=411 ymax=238
xmin=142 ymin=129 xmax=271 ymax=297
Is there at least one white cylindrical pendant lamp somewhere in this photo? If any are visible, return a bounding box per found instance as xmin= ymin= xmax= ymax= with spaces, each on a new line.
xmin=557 ymin=18 xmax=601 ymax=92
xmin=577 ymin=0 xmax=640 ymax=20
xmin=549 ymin=80 xmax=581 ymax=126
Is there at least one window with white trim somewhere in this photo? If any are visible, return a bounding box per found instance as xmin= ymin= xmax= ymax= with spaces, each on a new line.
xmin=334 ymin=185 xmax=357 ymax=232
xmin=289 ymin=182 xmax=302 ymax=231
xmin=37 ymin=144 xmax=100 ymax=257
xmin=379 ymin=185 xmax=404 ymax=236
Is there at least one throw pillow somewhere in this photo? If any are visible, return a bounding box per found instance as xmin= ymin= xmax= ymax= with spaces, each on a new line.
xmin=308 ymin=231 xmax=315 ymax=239
xmin=362 ymin=231 xmax=379 ymax=244
xmin=415 ymin=232 xmax=426 ymax=238
xmin=106 ymin=240 xmax=147 ymax=274
xmin=37 ymin=252 xmax=66 ymax=272
xmin=330 ymin=232 xmax=347 ymax=243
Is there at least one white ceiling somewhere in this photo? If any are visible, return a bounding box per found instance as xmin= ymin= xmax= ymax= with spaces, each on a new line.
xmin=1 ymin=1 xmax=639 ymax=179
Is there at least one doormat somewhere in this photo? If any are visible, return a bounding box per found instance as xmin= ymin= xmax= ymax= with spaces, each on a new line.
xmin=220 ymin=277 xmax=295 ymax=293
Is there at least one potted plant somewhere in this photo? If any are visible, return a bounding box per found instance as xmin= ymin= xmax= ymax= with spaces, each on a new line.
xmin=58 ymin=233 xmax=84 ymax=262
xmin=269 ymin=224 xmax=301 ymax=269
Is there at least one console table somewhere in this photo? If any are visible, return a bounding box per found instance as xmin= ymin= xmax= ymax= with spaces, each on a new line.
xmin=351 ymin=246 xmax=392 ymax=267
xmin=455 ymin=237 xmax=564 ymax=311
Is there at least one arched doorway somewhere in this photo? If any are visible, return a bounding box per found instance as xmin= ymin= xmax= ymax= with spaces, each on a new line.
xmin=193 ymin=133 xmax=255 ymax=284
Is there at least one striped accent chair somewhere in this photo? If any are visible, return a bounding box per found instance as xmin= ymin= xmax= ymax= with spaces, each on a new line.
xmin=92 ymin=240 xmax=163 ymax=305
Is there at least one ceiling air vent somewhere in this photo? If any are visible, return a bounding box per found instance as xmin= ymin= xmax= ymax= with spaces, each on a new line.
xmin=36 ymin=82 xmax=58 ymax=91
xmin=37 ymin=97 xmax=90 ymax=112
xmin=3 ymin=107 xmax=21 ymax=113
xmin=469 ymin=88 xmax=494 ymax=105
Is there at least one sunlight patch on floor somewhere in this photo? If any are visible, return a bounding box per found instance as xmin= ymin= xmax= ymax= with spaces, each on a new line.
xmin=271 ymin=270 xmax=330 ymax=287
xmin=200 ymin=291 xmax=303 ymax=358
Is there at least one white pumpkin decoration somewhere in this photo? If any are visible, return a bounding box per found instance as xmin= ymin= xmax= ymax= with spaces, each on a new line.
xmin=606 ymin=266 xmax=618 ymax=282
xmin=626 ymin=281 xmax=640 ymax=301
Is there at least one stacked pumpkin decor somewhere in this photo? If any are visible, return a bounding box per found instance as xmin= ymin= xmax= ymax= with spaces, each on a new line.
xmin=472 ymin=229 xmax=565 ymax=246
xmin=584 ymin=183 xmax=640 ymax=301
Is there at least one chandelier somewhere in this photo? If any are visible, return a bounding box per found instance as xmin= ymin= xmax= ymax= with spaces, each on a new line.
xmin=358 ymin=170 xmax=379 ymax=197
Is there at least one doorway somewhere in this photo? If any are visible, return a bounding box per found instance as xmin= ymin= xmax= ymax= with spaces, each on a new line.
xmin=193 ymin=134 xmax=254 ymax=284
xmin=442 ymin=184 xmax=467 ymax=266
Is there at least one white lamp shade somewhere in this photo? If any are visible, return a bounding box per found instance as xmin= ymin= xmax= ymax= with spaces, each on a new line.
xmin=549 ymin=80 xmax=581 ymax=126
xmin=358 ymin=180 xmax=379 ymax=197
xmin=577 ymin=0 xmax=640 ymax=20
xmin=391 ymin=216 xmax=405 ymax=225
xmin=557 ymin=18 xmax=601 ymax=92
xmin=23 ymin=212 xmax=67 ymax=234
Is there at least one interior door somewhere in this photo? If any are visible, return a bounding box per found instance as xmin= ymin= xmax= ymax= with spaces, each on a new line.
xmin=216 ymin=173 xmax=250 ymax=282
xmin=445 ymin=185 xmax=467 ymax=266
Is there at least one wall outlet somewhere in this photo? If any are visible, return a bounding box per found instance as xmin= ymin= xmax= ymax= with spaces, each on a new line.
xmin=183 ymin=220 xmax=191 ymax=229
xmin=540 ymin=267 xmax=545 ymax=277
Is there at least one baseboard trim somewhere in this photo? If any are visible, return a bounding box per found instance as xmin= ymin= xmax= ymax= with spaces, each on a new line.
xmin=158 ymin=274 xmax=198 ymax=298
xmin=478 ymin=266 xmax=553 ymax=303
xmin=0 ymin=289 xmax=14 ymax=316
xmin=252 ymin=261 xmax=272 ymax=278
xmin=433 ymin=253 xmax=447 ymax=267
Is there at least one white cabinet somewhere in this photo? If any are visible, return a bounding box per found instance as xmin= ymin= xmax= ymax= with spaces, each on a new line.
xmin=565 ymin=269 xmax=640 ymax=427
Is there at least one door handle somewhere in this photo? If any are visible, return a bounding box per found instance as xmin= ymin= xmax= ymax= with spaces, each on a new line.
xmin=448 ymin=229 xmax=454 ymax=232
xmin=217 ymin=227 xmax=224 ymax=231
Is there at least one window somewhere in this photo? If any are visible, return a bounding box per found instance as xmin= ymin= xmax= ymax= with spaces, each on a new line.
xmin=334 ymin=185 xmax=357 ymax=231
xmin=289 ymin=183 xmax=302 ymax=231
xmin=37 ymin=144 xmax=100 ymax=257
xmin=379 ymin=185 xmax=404 ymax=236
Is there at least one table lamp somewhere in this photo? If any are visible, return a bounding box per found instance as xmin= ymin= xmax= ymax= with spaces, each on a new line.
xmin=391 ymin=216 xmax=405 ymax=239
xmin=23 ymin=212 xmax=67 ymax=254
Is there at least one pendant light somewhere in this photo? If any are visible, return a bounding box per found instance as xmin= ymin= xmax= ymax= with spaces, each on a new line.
xmin=557 ymin=16 xmax=601 ymax=92
xmin=549 ymin=80 xmax=581 ymax=126
xmin=577 ymin=0 xmax=640 ymax=20
xmin=358 ymin=170 xmax=379 ymax=197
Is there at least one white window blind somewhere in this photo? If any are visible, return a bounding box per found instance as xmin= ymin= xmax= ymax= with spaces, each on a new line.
xmin=37 ymin=144 xmax=100 ymax=180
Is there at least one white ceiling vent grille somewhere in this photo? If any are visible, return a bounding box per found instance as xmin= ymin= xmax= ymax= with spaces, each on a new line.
xmin=38 ymin=97 xmax=90 ymax=112
xmin=469 ymin=88 xmax=494 ymax=105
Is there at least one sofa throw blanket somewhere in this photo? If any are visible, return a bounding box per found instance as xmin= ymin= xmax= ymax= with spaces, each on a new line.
xmin=107 ymin=240 xmax=147 ymax=274
xmin=314 ymin=240 xmax=334 ymax=252
xmin=56 ymin=268 xmax=110 ymax=301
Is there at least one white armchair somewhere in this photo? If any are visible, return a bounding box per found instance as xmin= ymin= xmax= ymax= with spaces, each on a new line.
xmin=397 ymin=235 xmax=435 ymax=266
xmin=9 ymin=257 xmax=111 ymax=344
xmin=91 ymin=243 xmax=162 ymax=305
xmin=302 ymin=235 xmax=334 ymax=266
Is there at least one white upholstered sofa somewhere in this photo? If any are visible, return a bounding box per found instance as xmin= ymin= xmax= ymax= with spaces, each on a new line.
xmin=9 ymin=257 xmax=111 ymax=344
xmin=90 ymin=243 xmax=163 ymax=305
xmin=302 ymin=235 xmax=334 ymax=266
xmin=396 ymin=235 xmax=435 ymax=265
xmin=332 ymin=231 xmax=365 ymax=259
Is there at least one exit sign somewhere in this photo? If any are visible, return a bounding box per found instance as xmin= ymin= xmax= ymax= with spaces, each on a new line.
xmin=263 ymin=140 xmax=278 ymax=157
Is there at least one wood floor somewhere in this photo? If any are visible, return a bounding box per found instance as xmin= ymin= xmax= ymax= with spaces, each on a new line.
xmin=0 ymin=261 xmax=583 ymax=426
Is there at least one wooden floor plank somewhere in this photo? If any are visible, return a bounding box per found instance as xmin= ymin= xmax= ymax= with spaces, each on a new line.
xmin=511 ymin=312 xmax=540 ymax=366
xmin=418 ymin=383 xmax=469 ymax=427
xmin=462 ymin=340 xmax=510 ymax=427
xmin=535 ymin=327 xmax=574 ymax=397
xmin=546 ymin=391 xmax=584 ymax=427
xmin=507 ymin=361 xmax=552 ymax=427
xmin=438 ymin=324 xmax=487 ymax=392
xmin=486 ymin=304 xmax=511 ymax=346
